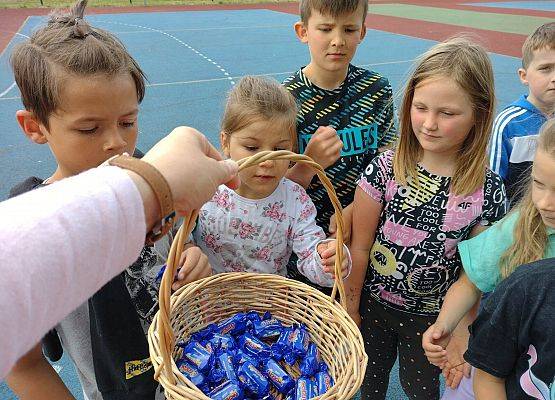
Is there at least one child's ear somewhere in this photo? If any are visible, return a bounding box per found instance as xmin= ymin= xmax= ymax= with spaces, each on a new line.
xmin=16 ymin=110 xmax=48 ymax=144
xmin=359 ymin=24 xmax=367 ymax=41
xmin=518 ymin=68 xmax=529 ymax=86
xmin=220 ymin=131 xmax=230 ymax=157
xmin=294 ymin=21 xmax=308 ymax=44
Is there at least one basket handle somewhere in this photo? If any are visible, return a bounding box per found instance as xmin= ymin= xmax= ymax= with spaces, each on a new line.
xmin=155 ymin=150 xmax=346 ymax=382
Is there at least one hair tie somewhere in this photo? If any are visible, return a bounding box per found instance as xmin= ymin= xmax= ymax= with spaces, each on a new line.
xmin=72 ymin=17 xmax=91 ymax=39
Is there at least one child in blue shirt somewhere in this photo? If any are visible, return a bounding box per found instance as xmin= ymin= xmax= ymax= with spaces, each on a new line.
xmin=489 ymin=22 xmax=554 ymax=205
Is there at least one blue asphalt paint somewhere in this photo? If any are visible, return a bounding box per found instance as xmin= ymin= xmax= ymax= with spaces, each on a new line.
xmin=0 ymin=9 xmax=520 ymax=398
xmin=466 ymin=1 xmax=555 ymax=12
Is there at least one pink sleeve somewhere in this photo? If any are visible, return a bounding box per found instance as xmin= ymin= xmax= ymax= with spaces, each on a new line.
xmin=0 ymin=166 xmax=145 ymax=378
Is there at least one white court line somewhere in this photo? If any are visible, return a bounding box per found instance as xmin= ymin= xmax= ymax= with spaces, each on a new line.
xmin=0 ymin=17 xmax=32 ymax=59
xmin=146 ymin=59 xmax=415 ymax=88
xmin=98 ymin=20 xmax=235 ymax=86
xmin=0 ymin=60 xmax=416 ymax=101
xmin=0 ymin=82 xmax=16 ymax=98
xmin=109 ymin=24 xmax=291 ymax=34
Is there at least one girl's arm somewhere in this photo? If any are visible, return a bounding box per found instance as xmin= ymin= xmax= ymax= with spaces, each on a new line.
xmin=346 ymin=187 xmax=383 ymax=324
xmin=291 ymin=193 xmax=340 ymax=287
xmin=474 ymin=369 xmax=507 ymax=400
xmin=423 ymin=270 xmax=481 ymax=365
xmin=437 ymin=270 xmax=481 ymax=336
xmin=6 ymin=343 xmax=74 ymax=400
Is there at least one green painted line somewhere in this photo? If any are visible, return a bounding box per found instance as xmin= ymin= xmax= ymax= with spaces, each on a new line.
xmin=368 ymin=4 xmax=552 ymax=36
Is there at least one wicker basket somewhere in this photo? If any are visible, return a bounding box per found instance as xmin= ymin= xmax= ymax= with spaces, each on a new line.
xmin=148 ymin=150 xmax=367 ymax=399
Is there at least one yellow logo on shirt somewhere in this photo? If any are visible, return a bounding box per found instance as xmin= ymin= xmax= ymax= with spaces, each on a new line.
xmin=125 ymin=357 xmax=153 ymax=379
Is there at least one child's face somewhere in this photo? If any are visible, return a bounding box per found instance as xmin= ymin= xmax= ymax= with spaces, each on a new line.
xmin=519 ymin=47 xmax=555 ymax=115
xmin=531 ymin=148 xmax=555 ymax=228
xmin=43 ymin=73 xmax=139 ymax=178
xmin=410 ymin=76 xmax=475 ymax=159
xmin=296 ymin=6 xmax=366 ymax=76
xmin=221 ymin=118 xmax=293 ymax=199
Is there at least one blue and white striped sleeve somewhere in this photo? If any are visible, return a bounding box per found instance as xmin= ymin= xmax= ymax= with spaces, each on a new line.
xmin=489 ymin=106 xmax=524 ymax=180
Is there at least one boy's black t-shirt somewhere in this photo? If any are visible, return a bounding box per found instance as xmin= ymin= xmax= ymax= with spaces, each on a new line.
xmin=8 ymin=150 xmax=160 ymax=400
xmin=283 ymin=64 xmax=396 ymax=230
xmin=465 ymin=258 xmax=555 ymax=400
xmin=283 ymin=64 xmax=396 ymax=292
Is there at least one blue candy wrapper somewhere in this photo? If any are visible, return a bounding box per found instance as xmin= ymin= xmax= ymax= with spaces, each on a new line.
xmin=217 ymin=313 xmax=248 ymax=336
xmin=239 ymin=333 xmax=272 ymax=360
xmin=316 ymin=364 xmax=334 ymax=395
xmin=300 ymin=343 xmax=320 ymax=377
xmin=295 ymin=377 xmax=317 ymax=399
xmin=211 ymin=333 xmax=236 ymax=353
xmin=190 ymin=323 xmax=217 ymax=343
xmin=271 ymin=326 xmax=294 ymax=358
xmin=291 ymin=325 xmax=310 ymax=357
xmin=208 ymin=380 xmax=244 ymax=400
xmin=209 ymin=368 xmax=226 ymax=386
xmin=253 ymin=318 xmax=284 ymax=339
xmin=237 ymin=360 xmax=270 ymax=397
xmin=176 ymin=360 xmax=206 ymax=388
xmin=218 ymin=352 xmax=238 ymax=382
xmin=233 ymin=349 xmax=258 ymax=367
xmin=181 ymin=341 xmax=214 ymax=374
xmin=261 ymin=358 xmax=295 ymax=394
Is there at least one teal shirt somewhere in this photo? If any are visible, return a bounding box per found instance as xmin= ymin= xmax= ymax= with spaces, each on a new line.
xmin=458 ymin=212 xmax=555 ymax=292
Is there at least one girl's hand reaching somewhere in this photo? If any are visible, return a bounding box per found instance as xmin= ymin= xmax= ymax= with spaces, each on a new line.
xmin=171 ymin=244 xmax=212 ymax=291
xmin=317 ymin=240 xmax=350 ymax=280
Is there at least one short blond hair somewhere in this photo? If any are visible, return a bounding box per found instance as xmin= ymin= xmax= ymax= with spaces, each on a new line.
xmin=221 ymin=76 xmax=297 ymax=147
xmin=299 ymin=0 xmax=368 ymax=24
xmin=394 ymin=37 xmax=495 ymax=196
xmin=522 ymin=22 xmax=555 ymax=68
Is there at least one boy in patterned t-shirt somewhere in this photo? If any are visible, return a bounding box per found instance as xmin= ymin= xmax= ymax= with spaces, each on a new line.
xmin=283 ymin=0 xmax=396 ymax=291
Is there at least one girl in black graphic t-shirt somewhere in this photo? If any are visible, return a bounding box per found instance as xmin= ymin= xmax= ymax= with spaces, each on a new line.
xmin=347 ymin=38 xmax=507 ymax=399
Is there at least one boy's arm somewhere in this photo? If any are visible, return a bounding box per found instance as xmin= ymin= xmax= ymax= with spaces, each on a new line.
xmin=286 ymin=126 xmax=342 ymax=188
xmin=6 ymin=343 xmax=75 ymax=400
xmin=474 ymin=369 xmax=507 ymax=400
xmin=346 ymin=187 xmax=382 ymax=326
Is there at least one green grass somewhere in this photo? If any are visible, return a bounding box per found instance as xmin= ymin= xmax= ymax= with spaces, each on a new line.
xmin=0 ymin=0 xmax=293 ymax=8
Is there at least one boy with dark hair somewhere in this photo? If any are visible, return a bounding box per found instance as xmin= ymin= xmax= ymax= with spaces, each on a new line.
xmin=489 ymin=22 xmax=555 ymax=205
xmin=283 ymin=0 xmax=396 ymax=293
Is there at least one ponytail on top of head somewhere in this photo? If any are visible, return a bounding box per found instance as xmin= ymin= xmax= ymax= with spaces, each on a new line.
xmin=10 ymin=0 xmax=146 ymax=127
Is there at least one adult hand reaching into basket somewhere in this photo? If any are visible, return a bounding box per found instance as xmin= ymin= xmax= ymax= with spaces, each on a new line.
xmin=140 ymin=126 xmax=240 ymax=217
xmin=0 ymin=126 xmax=239 ymax=379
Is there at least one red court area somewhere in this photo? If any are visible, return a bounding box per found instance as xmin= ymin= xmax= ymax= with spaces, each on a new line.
xmin=1 ymin=0 xmax=554 ymax=57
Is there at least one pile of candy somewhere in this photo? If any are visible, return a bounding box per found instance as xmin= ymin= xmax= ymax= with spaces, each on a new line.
xmin=175 ymin=311 xmax=334 ymax=399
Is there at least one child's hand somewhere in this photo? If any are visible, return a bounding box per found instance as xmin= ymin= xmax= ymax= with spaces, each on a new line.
xmin=442 ymin=330 xmax=471 ymax=389
xmin=328 ymin=203 xmax=353 ymax=245
xmin=317 ymin=240 xmax=349 ymax=279
xmin=172 ymin=245 xmax=212 ymax=291
xmin=442 ymin=360 xmax=472 ymax=390
xmin=422 ymin=321 xmax=451 ymax=366
xmin=304 ymin=126 xmax=343 ymax=169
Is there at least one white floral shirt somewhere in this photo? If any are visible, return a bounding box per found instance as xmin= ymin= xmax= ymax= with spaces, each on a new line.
xmin=193 ymin=178 xmax=340 ymax=287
